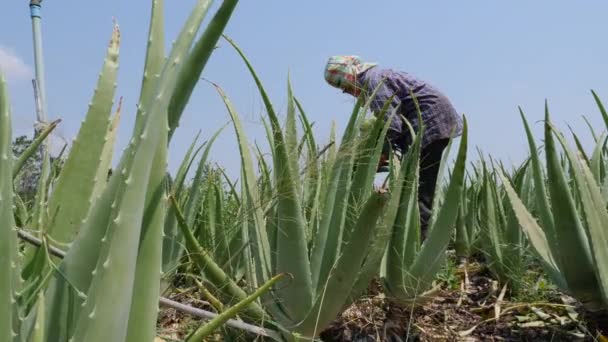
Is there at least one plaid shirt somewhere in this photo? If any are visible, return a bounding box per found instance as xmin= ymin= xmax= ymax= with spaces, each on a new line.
xmin=358 ymin=67 xmax=463 ymax=152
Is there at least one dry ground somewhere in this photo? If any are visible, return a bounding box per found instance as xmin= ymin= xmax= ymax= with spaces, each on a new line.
xmin=157 ymin=260 xmax=608 ymax=341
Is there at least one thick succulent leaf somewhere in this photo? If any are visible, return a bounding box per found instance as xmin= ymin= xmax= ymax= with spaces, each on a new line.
xmin=170 ymin=196 xmax=266 ymax=320
xmin=124 ymin=145 xmax=166 ymax=342
xmin=405 ymin=117 xmax=468 ymax=294
xmin=311 ymin=83 xmax=390 ymax=292
xmin=0 ymin=73 xmax=19 ymax=342
xmin=551 ymin=122 xmax=608 ymax=309
xmin=19 ymin=148 xmax=50 ymax=304
xmin=519 ymin=108 xmax=557 ymax=254
xmin=454 ymin=177 xmax=470 ymax=258
xmin=186 ymin=126 xmax=225 ymax=228
xmin=162 ymin=133 xmax=201 ymax=273
xmin=304 ymin=191 xmax=389 ymax=337
xmin=214 ymin=83 xmax=272 ymax=286
xmin=309 ymin=95 xmax=363 ymax=290
xmin=543 ymin=107 xmax=600 ymax=307
xmin=481 ymin=168 xmax=503 ymax=267
xmin=175 ymin=132 xmax=203 ymax=193
xmin=320 ymin=83 xmax=386 ymax=270
xmin=342 ymin=100 xmax=393 ymax=246
xmin=12 ymin=119 xmax=59 ymax=179
xmin=499 ymin=171 xmax=566 ymax=288
xmin=592 ymin=90 xmax=608 ymax=131
xmin=385 ymin=126 xmax=423 ymax=295
xmin=168 ymin=0 xmax=238 ymax=139
xmin=429 ymin=137 xmax=454 ymax=227
xmin=224 ymin=38 xmax=313 ymax=322
xmin=124 ymin=2 xmax=166 ymax=336
xmin=46 ymin=24 xmax=120 ymax=245
xmin=590 ymin=133 xmax=606 ymax=186
xmin=579 ymin=159 xmax=608 ymax=307
xmin=344 ymin=118 xmax=395 ymax=296
xmin=285 ymin=75 xmax=299 ymax=185
xmin=294 ymin=97 xmax=317 ymax=161
xmin=186 ymin=274 xmax=284 ymax=342
xmin=582 ymin=115 xmax=599 ymax=142
xmin=44 ymin=1 xmax=217 ymax=338
xmin=71 ymin=74 xmax=164 ymax=341
xmin=92 ymin=98 xmax=122 ymax=199
xmin=30 ymin=293 xmax=45 ymax=342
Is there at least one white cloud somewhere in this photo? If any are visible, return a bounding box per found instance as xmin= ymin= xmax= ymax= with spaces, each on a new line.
xmin=0 ymin=46 xmax=33 ymax=82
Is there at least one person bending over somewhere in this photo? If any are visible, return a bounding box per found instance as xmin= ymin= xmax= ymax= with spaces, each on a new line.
xmin=324 ymin=55 xmax=463 ymax=239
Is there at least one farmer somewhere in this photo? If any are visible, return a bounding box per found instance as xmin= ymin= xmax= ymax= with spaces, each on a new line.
xmin=324 ymin=55 xmax=463 ymax=239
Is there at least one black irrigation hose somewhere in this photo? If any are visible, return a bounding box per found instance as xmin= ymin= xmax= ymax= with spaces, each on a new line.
xmin=15 ymin=229 xmax=282 ymax=340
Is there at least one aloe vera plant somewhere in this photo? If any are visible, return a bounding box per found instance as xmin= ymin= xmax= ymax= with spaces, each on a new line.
xmin=196 ymin=37 xmax=399 ymax=339
xmin=475 ymin=156 xmax=528 ymax=291
xmin=454 ymin=169 xmax=481 ymax=259
xmin=0 ymin=0 xmax=251 ymax=340
xmin=382 ymin=117 xmax=468 ymax=304
xmin=502 ymin=97 xmax=608 ymax=311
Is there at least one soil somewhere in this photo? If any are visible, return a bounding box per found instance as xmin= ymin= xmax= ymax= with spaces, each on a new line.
xmin=319 ymin=263 xmax=601 ymax=342
xmin=157 ymin=261 xmax=607 ymax=341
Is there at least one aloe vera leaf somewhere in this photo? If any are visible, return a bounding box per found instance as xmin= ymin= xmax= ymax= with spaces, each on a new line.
xmin=582 ymin=114 xmax=599 ymax=143
xmin=591 ymin=90 xmax=608 ymax=131
xmin=186 ymin=126 xmax=225 ymax=228
xmin=92 ymin=98 xmax=122 ymax=199
xmin=225 ymin=37 xmax=314 ymax=321
xmin=309 ymin=95 xmax=363 ymax=291
xmin=384 ymin=127 xmax=423 ymax=295
xmin=168 ymin=0 xmax=239 ymax=140
xmin=590 ymin=133 xmax=606 ymax=185
xmin=19 ymin=148 xmax=50 ymax=304
xmin=46 ymin=24 xmax=120 ymax=245
xmin=483 ymin=168 xmax=503 ymax=266
xmin=578 ymin=159 xmax=608 ymax=307
xmin=214 ymin=82 xmax=272 ymax=286
xmin=186 ymin=274 xmax=284 ymax=342
xmin=543 ymin=106 xmax=599 ymax=307
xmin=72 ymin=0 xmax=232 ymax=332
xmin=519 ymin=108 xmax=558 ymax=258
xmin=294 ymin=97 xmax=318 ymax=160
xmin=30 ymin=293 xmax=45 ymax=342
xmin=218 ymin=167 xmax=241 ymax=207
xmin=330 ymin=82 xmax=387 ymax=250
xmin=0 ymin=73 xmax=19 ymax=342
xmin=454 ymin=177 xmax=470 ymax=258
xmin=176 ymin=133 xmax=204 ymax=193
xmin=568 ymin=125 xmax=590 ymax=165
xmin=125 ymin=4 xmax=167 ymax=333
xmin=170 ymin=195 xmax=266 ymax=320
xmin=303 ymin=191 xmax=389 ymax=337
xmin=499 ymin=170 xmax=566 ymax=288
xmin=342 ymin=100 xmax=393 ymax=247
xmin=285 ymin=75 xmax=299 ymax=184
xmin=12 ymin=119 xmax=60 ymax=179
xmin=44 ymin=2 xmax=218 ymax=338
xmin=71 ymin=76 xmax=165 ymax=342
xmin=429 ymin=136 xmax=454 ymax=227
xmin=162 ymin=134 xmax=202 ymax=273
xmin=406 ymin=117 xmax=468 ymax=294
xmin=550 ymin=121 xmax=607 ymax=308
xmin=354 ymin=132 xmax=412 ymax=289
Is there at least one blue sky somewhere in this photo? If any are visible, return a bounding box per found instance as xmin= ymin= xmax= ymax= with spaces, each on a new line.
xmin=1 ymin=1 xmax=607 ymax=178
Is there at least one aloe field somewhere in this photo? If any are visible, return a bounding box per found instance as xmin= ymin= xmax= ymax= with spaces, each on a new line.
xmin=2 ymin=1 xmax=608 ymax=341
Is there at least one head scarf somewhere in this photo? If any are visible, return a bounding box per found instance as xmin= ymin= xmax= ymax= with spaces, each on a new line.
xmin=324 ymin=55 xmax=377 ymax=90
